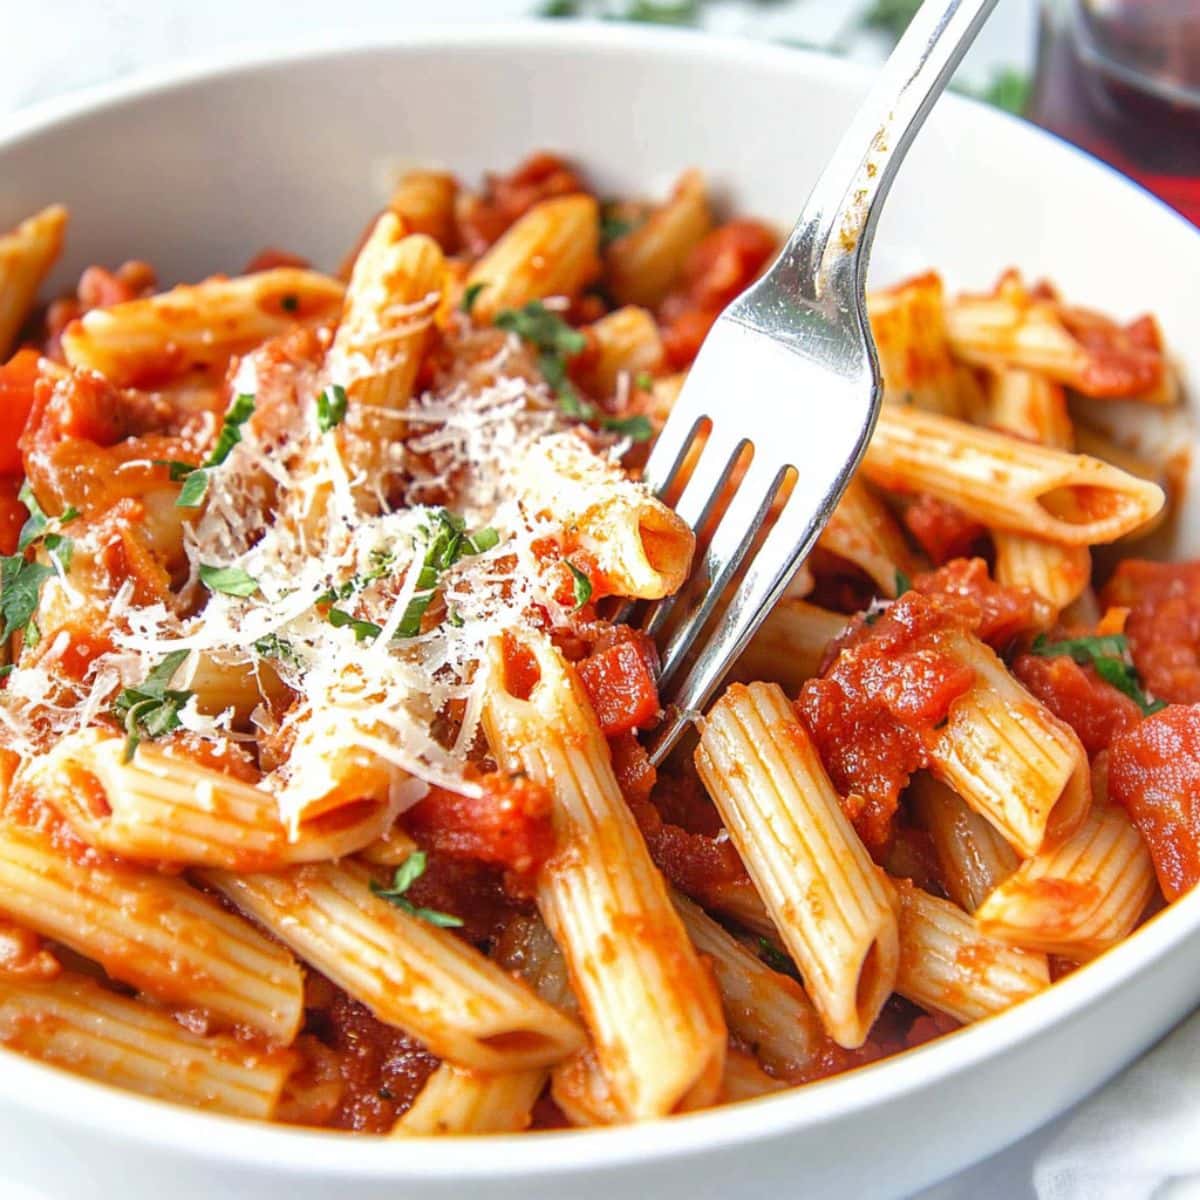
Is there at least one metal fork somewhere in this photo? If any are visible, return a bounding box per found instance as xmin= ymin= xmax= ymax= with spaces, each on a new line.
xmin=639 ymin=0 xmax=999 ymax=764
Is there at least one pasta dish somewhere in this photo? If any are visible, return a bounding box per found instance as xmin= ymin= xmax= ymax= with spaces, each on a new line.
xmin=0 ymin=152 xmax=1192 ymax=1133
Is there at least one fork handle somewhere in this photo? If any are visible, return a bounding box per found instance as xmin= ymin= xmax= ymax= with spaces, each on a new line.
xmin=776 ymin=0 xmax=999 ymax=309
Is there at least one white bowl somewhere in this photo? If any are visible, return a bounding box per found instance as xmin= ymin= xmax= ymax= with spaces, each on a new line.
xmin=1 ymin=23 xmax=1197 ymax=1200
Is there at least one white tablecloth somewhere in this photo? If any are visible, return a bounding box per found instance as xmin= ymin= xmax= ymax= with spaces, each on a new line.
xmin=4 ymin=4 xmax=1162 ymax=1198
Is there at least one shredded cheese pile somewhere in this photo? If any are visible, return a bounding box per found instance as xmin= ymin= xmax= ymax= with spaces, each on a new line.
xmin=0 ymin=318 xmax=630 ymax=822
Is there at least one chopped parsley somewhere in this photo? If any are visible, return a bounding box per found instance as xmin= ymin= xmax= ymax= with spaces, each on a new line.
xmin=198 ymin=564 xmax=260 ymax=597
xmin=894 ymin=568 xmax=912 ymax=596
xmin=757 ymin=937 xmax=802 ymax=982
xmin=164 ymin=392 xmax=257 ymax=508
xmin=601 ymin=413 xmax=653 ymax=442
xmin=327 ymin=607 xmax=383 ymax=642
xmin=370 ymin=851 xmax=463 ymax=928
xmin=111 ymin=649 xmax=193 ymax=762
xmin=1031 ymin=632 xmax=1166 ymax=716
xmin=315 ymin=384 xmax=348 ymax=433
xmin=634 ymin=371 xmax=654 ymax=391
xmin=599 ymin=202 xmax=639 ymax=248
xmin=460 ymin=281 xmax=487 ymax=315
xmin=566 ymin=561 xmax=593 ymax=611
xmin=253 ymin=633 xmax=300 ymax=666
xmin=0 ymin=487 xmax=78 ymax=641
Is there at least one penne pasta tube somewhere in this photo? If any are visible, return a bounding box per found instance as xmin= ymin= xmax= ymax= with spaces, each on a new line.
xmin=550 ymin=1046 xmax=625 ymax=1128
xmin=694 ymin=682 xmax=899 ymax=1048
xmin=61 ymin=268 xmax=345 ymax=386
xmin=974 ymin=806 xmax=1157 ymax=961
xmin=0 ymin=819 xmax=303 ymax=1040
xmin=482 ymin=631 xmax=726 ymax=1119
xmin=720 ymin=1047 xmax=788 ymax=1103
xmin=515 ymin=431 xmax=693 ymax=599
xmin=894 ymin=880 xmax=1050 ymax=1024
xmin=0 ymin=204 xmax=68 ymax=358
xmin=576 ymin=305 xmax=664 ymax=398
xmin=327 ymin=215 xmax=444 ymax=491
xmin=671 ymin=890 xmax=829 ymax=1075
xmin=465 ymin=194 xmax=599 ymax=321
xmin=203 ymin=860 xmax=584 ymax=1073
xmin=909 ymin=773 xmax=1019 ymax=914
xmin=817 ymin=478 xmax=921 ymax=597
xmin=984 ymin=365 xmax=1074 ymax=448
xmin=22 ymin=728 xmax=395 ymax=870
xmin=928 ymin=627 xmax=1091 ymax=858
xmin=866 ymin=271 xmax=961 ymax=415
xmin=944 ymin=272 xmax=1166 ymax=400
xmin=393 ymin=1063 xmax=546 ymax=1136
xmin=184 ymin=652 xmax=289 ymax=727
xmin=0 ymin=971 xmax=295 ymax=1120
xmin=863 ymin=405 xmax=1164 ymax=546
xmin=605 ymin=169 xmax=711 ymax=307
xmin=731 ymin=599 xmax=849 ymax=694
xmin=388 ymin=169 xmax=459 ymax=249
xmin=992 ymin=533 xmax=1091 ymax=615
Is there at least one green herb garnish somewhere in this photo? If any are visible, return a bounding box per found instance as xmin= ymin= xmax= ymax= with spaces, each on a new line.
xmin=253 ymin=633 xmax=300 ymax=666
xmin=460 ymin=281 xmax=487 ymax=315
xmin=327 ymin=607 xmax=383 ymax=643
xmin=757 ymin=937 xmax=802 ymax=981
xmin=894 ymin=568 xmax=912 ymax=596
xmin=495 ymin=300 xmax=589 ymax=417
xmin=111 ymin=649 xmax=193 ymax=762
xmin=566 ymin=561 xmax=593 ymax=611
xmin=315 ymin=384 xmax=348 ymax=434
xmin=198 ymin=564 xmax=260 ymax=597
xmin=17 ymin=484 xmax=78 ymax=554
xmin=171 ymin=392 xmax=257 ymax=508
xmin=1032 ymin=632 xmax=1166 ymax=716
xmin=370 ymin=851 xmax=464 ymax=928
xmin=0 ymin=487 xmax=78 ymax=641
xmin=601 ymin=414 xmax=653 ymax=442
xmin=634 ymin=371 xmax=654 ymax=391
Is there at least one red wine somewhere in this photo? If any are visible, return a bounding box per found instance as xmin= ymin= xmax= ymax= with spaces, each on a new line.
xmin=1031 ymin=3 xmax=1200 ymax=225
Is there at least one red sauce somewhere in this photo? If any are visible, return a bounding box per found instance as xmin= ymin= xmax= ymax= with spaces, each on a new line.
xmin=1108 ymin=704 xmax=1200 ymax=900
xmin=797 ymin=589 xmax=978 ymax=849
xmin=0 ymin=475 xmax=26 ymax=555
xmin=457 ymin=152 xmax=590 ymax=256
xmin=404 ymin=774 xmax=555 ymax=884
xmin=608 ymin=731 xmax=657 ymax=806
xmin=1013 ymin=652 xmax=1142 ymax=756
xmin=913 ymin=557 xmax=1036 ymax=648
xmin=500 ymin=630 xmax=542 ymax=701
xmin=1103 ymin=560 xmax=1200 ymax=704
xmin=42 ymin=262 xmax=157 ymax=359
xmin=303 ymin=980 xmax=438 ymax=1132
xmin=0 ymin=350 xmax=41 ymax=475
xmin=577 ymin=639 xmax=660 ymax=735
xmin=902 ymin=493 xmax=988 ymax=565
xmin=658 ymin=220 xmax=777 ymax=369
xmin=397 ymin=854 xmax=522 ymax=948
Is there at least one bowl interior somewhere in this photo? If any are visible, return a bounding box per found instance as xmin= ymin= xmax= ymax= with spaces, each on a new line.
xmin=0 ymin=22 xmax=1198 ymax=1191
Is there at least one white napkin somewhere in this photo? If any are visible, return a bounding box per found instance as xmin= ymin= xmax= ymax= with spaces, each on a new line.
xmin=1033 ymin=1008 xmax=1200 ymax=1200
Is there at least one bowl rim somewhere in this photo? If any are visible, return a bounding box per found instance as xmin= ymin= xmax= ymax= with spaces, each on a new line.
xmin=1 ymin=19 xmax=1199 ymax=1182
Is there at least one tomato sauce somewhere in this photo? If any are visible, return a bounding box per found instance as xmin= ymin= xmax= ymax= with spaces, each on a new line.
xmin=912 ymin=557 xmax=1036 ymax=648
xmin=1012 ymin=652 xmax=1141 ymax=756
xmin=1103 ymin=560 xmax=1200 ymax=704
xmin=577 ymin=639 xmax=660 ymax=735
xmin=658 ymin=220 xmax=777 ymax=369
xmin=1108 ymin=704 xmax=1200 ymax=900
xmin=901 ymin=493 xmax=988 ymax=565
xmin=797 ymin=589 xmax=978 ymax=849
xmin=0 ymin=475 xmax=26 ymax=555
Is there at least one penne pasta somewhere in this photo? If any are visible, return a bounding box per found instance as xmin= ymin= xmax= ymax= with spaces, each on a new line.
xmin=817 ymin=478 xmax=921 ymax=597
xmin=605 ymin=169 xmax=711 ymax=307
xmin=909 ymin=773 xmax=1019 ymax=914
xmin=516 ymin=430 xmax=693 ymax=599
xmin=671 ymin=890 xmax=829 ymax=1076
xmin=61 ymin=268 xmax=344 ymax=386
xmin=694 ymin=682 xmax=899 ymax=1048
xmin=0 ymin=819 xmax=303 ymax=1040
xmin=482 ymin=631 xmax=726 ymax=1119
xmin=975 ymin=806 xmax=1157 ymax=961
xmin=0 ymin=204 xmax=68 ymax=359
xmin=22 ymin=728 xmax=394 ymax=869
xmin=0 ymin=971 xmax=295 ymax=1120
xmin=203 ymin=860 xmax=584 ymax=1073
xmin=576 ymin=305 xmax=664 ymax=398
xmin=465 ymin=194 xmax=599 ymax=321
xmin=731 ymin=599 xmax=849 ymax=694
xmin=393 ymin=1064 xmax=546 ymax=1136
xmin=550 ymin=1046 xmax=626 ymax=1128
xmin=928 ymin=628 xmax=1091 ymax=858
xmin=388 ymin=169 xmax=459 ymax=249
xmin=720 ymin=1048 xmax=788 ymax=1103
xmin=894 ymin=881 xmax=1049 ymax=1023
xmin=866 ymin=271 xmax=961 ymax=415
xmin=863 ymin=405 xmax=1165 ymax=546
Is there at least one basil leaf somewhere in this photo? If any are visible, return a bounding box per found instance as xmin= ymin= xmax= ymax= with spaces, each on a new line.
xmin=315 ymin=384 xmax=348 ymax=433
xmin=111 ymin=649 xmax=193 ymax=762
xmin=566 ymin=560 xmax=593 ymax=611
xmin=460 ymin=281 xmax=487 ymax=314
xmin=1032 ymin=632 xmax=1166 ymax=716
xmin=175 ymin=392 xmax=256 ymax=507
xmin=199 ymin=564 xmax=260 ymax=597
xmin=370 ymin=851 xmax=463 ymax=928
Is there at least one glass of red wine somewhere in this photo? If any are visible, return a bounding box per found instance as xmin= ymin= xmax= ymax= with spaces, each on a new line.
xmin=1031 ymin=0 xmax=1200 ymax=225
